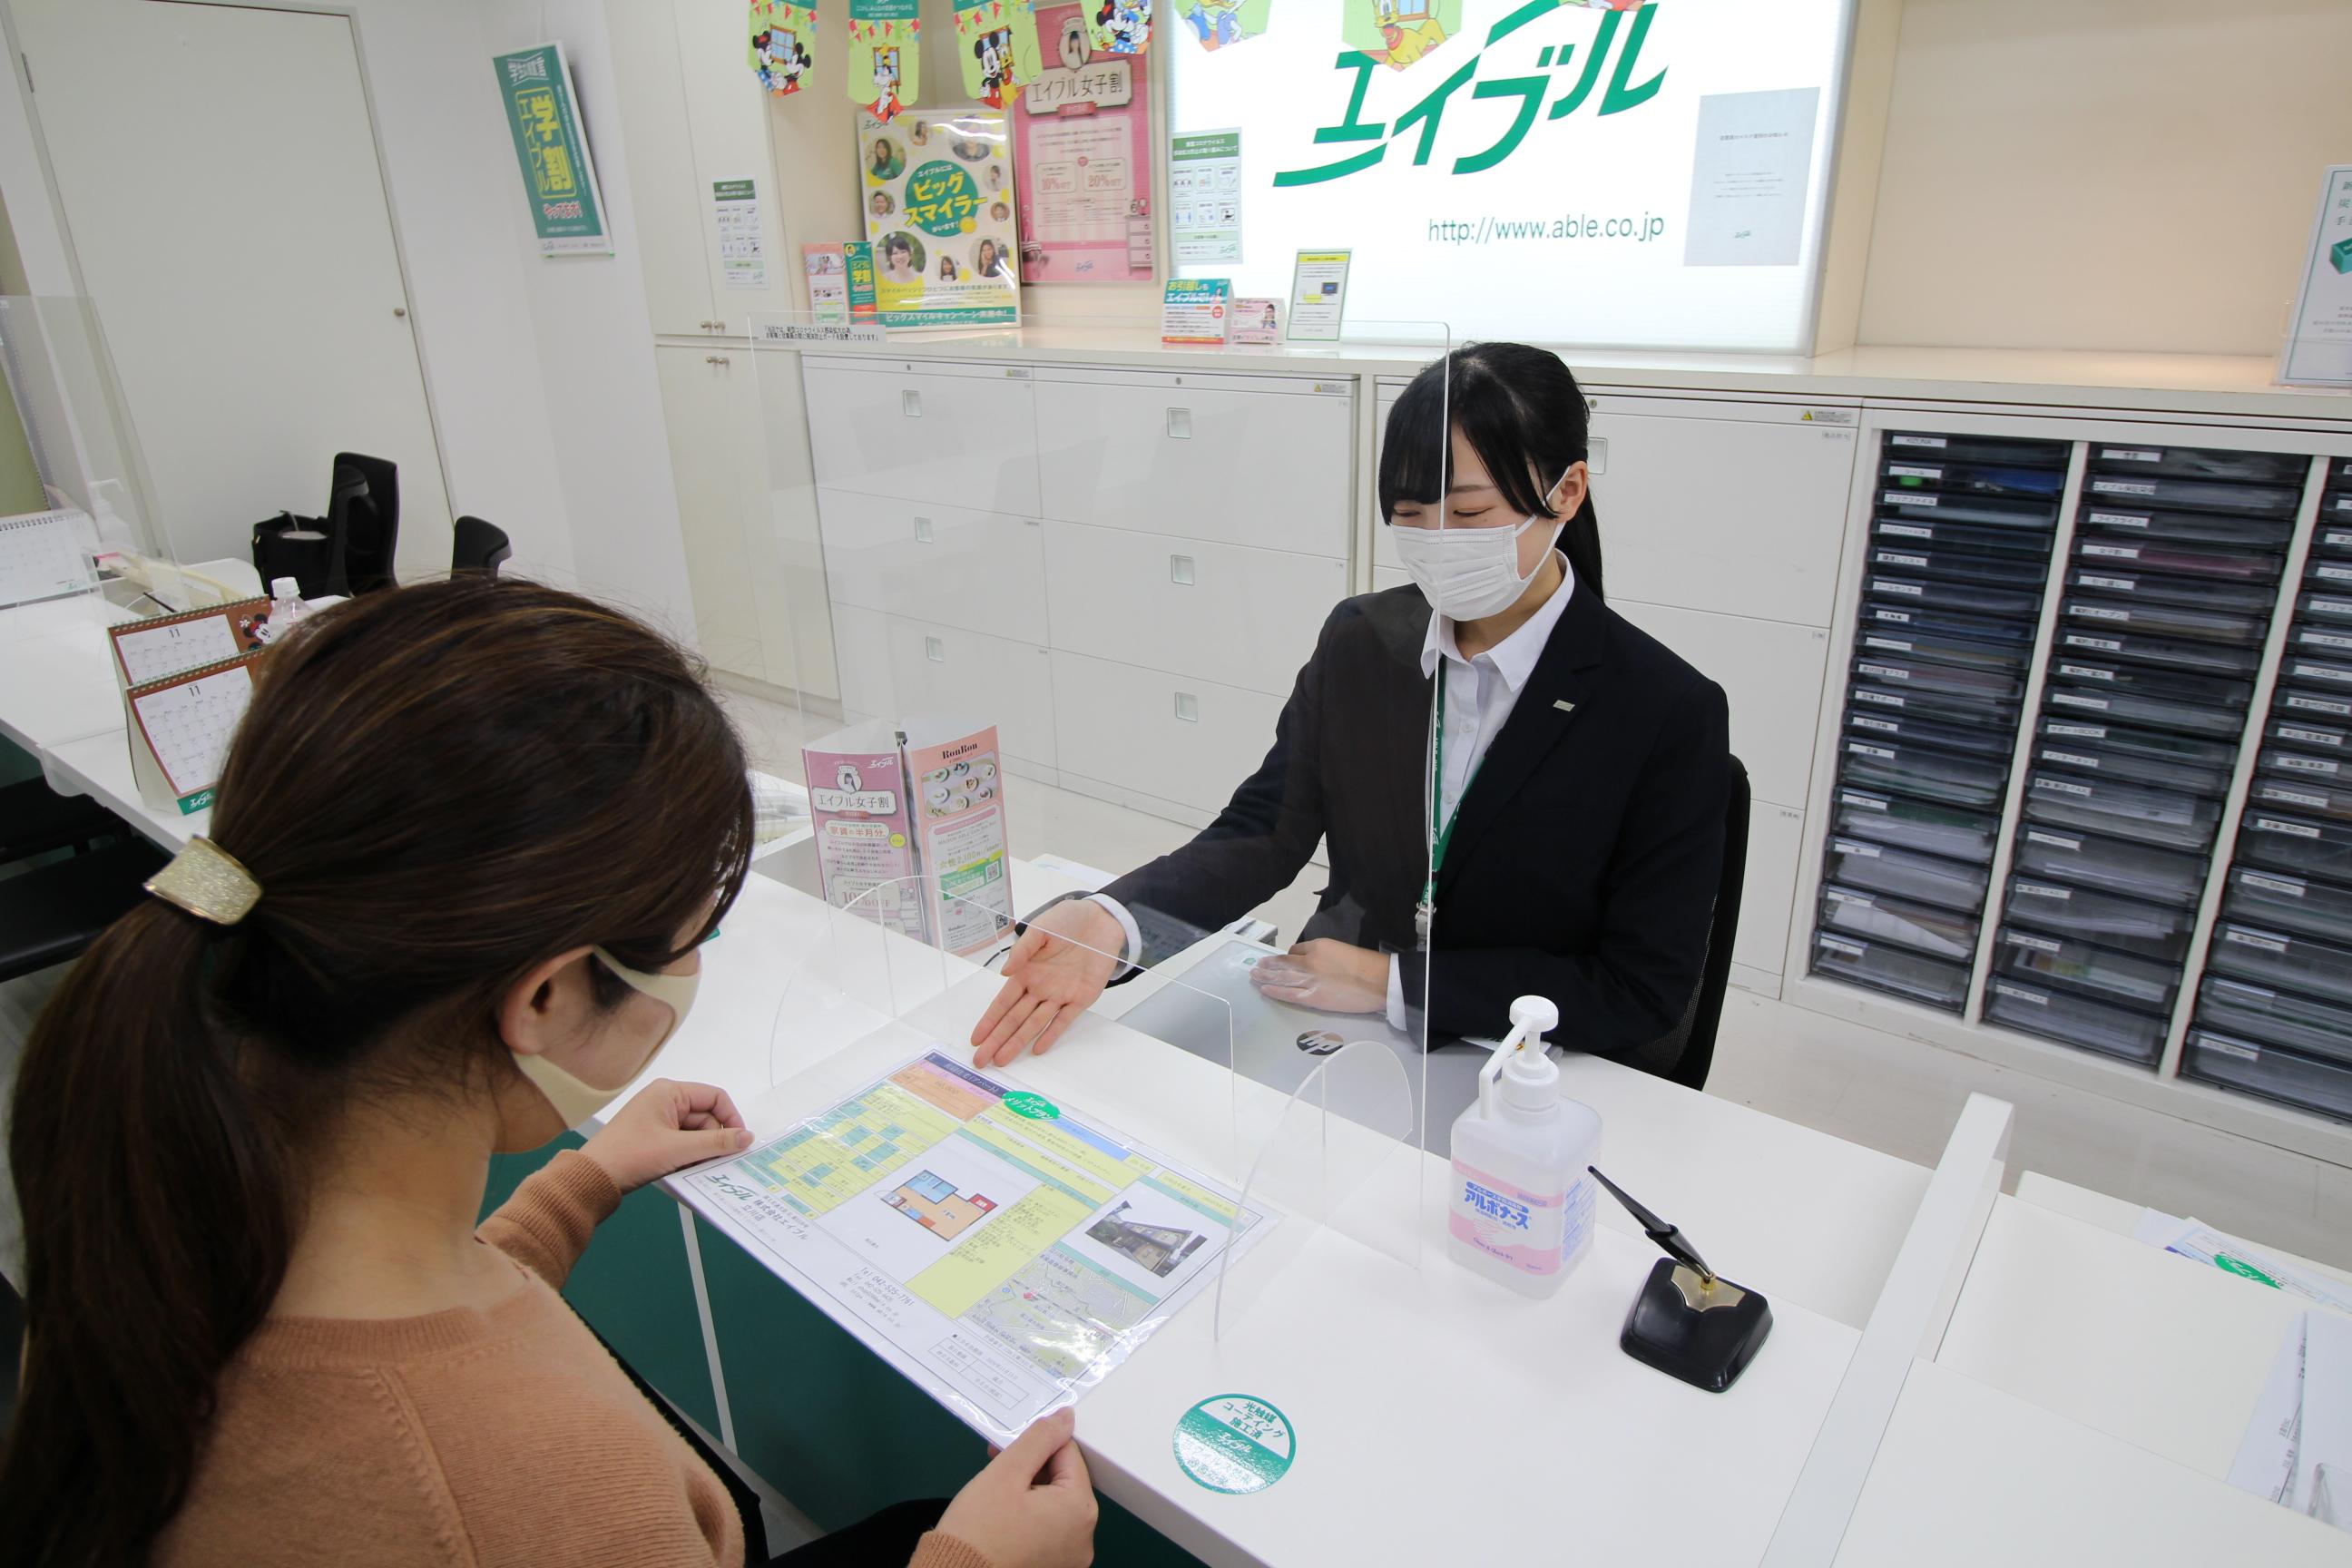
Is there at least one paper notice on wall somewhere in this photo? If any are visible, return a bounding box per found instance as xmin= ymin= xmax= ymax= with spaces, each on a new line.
xmin=1170 ymin=129 xmax=1242 ymax=263
xmin=714 ymin=179 xmax=769 ymax=288
xmin=1682 ymin=87 xmax=1819 ymax=269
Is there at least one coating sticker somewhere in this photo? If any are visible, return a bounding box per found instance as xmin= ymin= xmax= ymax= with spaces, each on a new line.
xmin=1173 ymin=1396 xmax=1295 ymax=1494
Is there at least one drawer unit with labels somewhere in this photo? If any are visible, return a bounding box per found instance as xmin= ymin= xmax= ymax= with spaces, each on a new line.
xmin=2183 ymin=456 xmax=2352 ymax=1119
xmin=1985 ymin=442 xmax=2304 ymax=1064
xmin=1810 ymin=429 xmax=2071 ymax=1012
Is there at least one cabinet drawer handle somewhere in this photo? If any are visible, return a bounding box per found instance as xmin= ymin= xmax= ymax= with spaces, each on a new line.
xmin=705 ymin=355 xmax=730 ymax=366
xmin=1587 ymin=435 xmax=1608 ymax=475
xmin=915 ymin=517 xmax=934 ymax=544
xmin=699 ymin=319 xmax=715 ymax=330
xmin=710 ymin=319 xmax=727 ymax=333
xmin=1173 ymin=692 xmax=1199 ymax=723
xmin=903 ymin=390 xmax=923 ymax=417
xmin=1171 ymin=554 xmax=1194 ymax=585
xmin=1166 ymin=407 xmax=1192 ymax=439
xmin=926 ymin=636 xmax=946 ymax=662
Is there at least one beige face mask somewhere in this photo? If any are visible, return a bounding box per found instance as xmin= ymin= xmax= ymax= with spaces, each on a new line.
xmin=510 ymin=946 xmax=700 ymax=1129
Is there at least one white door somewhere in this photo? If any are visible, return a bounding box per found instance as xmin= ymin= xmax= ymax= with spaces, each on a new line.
xmin=17 ymin=0 xmax=452 ymax=578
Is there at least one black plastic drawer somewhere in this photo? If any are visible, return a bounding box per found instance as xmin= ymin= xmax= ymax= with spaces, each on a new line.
xmin=1992 ymin=926 xmax=2180 ymax=1014
xmin=2011 ymin=826 xmax=2207 ymax=908
xmin=2038 ymin=715 xmax=2237 ymax=777
xmin=2266 ymin=715 xmax=2352 ymax=756
xmin=1877 ymin=456 xmax=2066 ymax=499
xmin=1833 ymin=789 xmax=2001 ymax=866
xmin=1883 ymin=432 xmax=2071 ymax=468
xmin=2197 ymin=977 xmax=2352 ymax=1067
xmin=1827 ymin=837 xmax=1991 ymax=912
xmin=2222 ymin=867 xmax=2352 ymax=947
xmin=1850 ymin=680 xmax=2023 ymax=730
xmin=2004 ymin=876 xmax=2196 ymax=964
xmin=2307 ymin=554 xmax=2352 ymax=592
xmin=1812 ymin=931 xmax=1968 ymax=1012
xmin=1871 ymin=544 xmax=2051 ymax=590
xmin=1819 ymin=885 xmax=1980 ymax=962
xmin=2066 ymin=566 xmax=2276 ymax=617
xmin=2033 ymin=732 xmax=2233 ymax=797
xmin=1859 ymin=601 xmax=2035 ymax=649
xmin=1851 ymin=709 xmax=2015 ymax=760
xmin=1876 ymin=517 xmax=2054 ymax=560
xmin=1879 ymin=490 xmax=2059 ymax=530
xmin=2277 ymin=686 xmax=2352 ymax=726
xmin=2051 ymin=627 xmax=2262 ymax=681
xmin=2183 ymin=1032 xmax=2352 ymax=1122
xmin=1850 ymin=655 xmax=2024 ymax=705
xmin=2259 ymin=748 xmax=2348 ymax=789
xmin=1867 ymin=574 xmax=2044 ymax=619
xmin=2296 ymin=589 xmax=2352 ymax=625
xmin=2075 ymin=505 xmax=2295 ymax=552
xmin=2237 ymin=809 xmax=2352 ymax=884
xmin=1840 ymin=738 xmax=2008 ymax=811
xmin=1984 ymin=976 xmax=2166 ymax=1064
xmin=2079 ymin=473 xmax=2302 ymax=519
xmin=2022 ymin=769 xmax=2220 ymax=854
xmin=2245 ymin=776 xmax=2352 ymax=825
xmin=2281 ymin=652 xmax=2352 ymax=691
xmin=2043 ymin=683 xmax=2246 ymax=739
xmin=1857 ymin=607 xmax=2034 ymax=671
xmin=2077 ymin=535 xmax=2282 ymax=583
xmin=2206 ymin=923 xmax=2352 ymax=1010
xmin=2086 ymin=445 xmax=2309 ymax=485
xmin=2061 ymin=596 xmax=2269 ymax=647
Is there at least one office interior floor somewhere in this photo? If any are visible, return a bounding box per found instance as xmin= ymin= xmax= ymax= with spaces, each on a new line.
xmin=719 ymin=681 xmax=2352 ymax=1274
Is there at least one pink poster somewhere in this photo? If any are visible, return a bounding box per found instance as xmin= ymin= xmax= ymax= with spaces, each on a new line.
xmin=804 ymin=744 xmax=926 ymax=939
xmin=1013 ymin=1 xmax=1156 ymax=285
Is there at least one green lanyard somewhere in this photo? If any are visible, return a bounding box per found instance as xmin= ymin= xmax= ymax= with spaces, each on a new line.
xmin=1416 ymin=671 xmax=1484 ymax=950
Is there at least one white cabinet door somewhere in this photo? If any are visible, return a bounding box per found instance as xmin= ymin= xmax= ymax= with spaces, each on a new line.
xmin=820 ymin=489 xmax=1047 ymax=643
xmin=829 ymin=603 xmax=1058 ymax=769
xmin=1611 ymin=600 xmax=1832 ymax=809
xmin=1739 ymin=800 xmax=1806 ymax=985
xmin=1034 ymin=370 xmax=1353 ymax=556
xmin=803 ymin=359 xmax=1041 ymax=514
xmin=655 ymin=345 xmax=763 ymax=678
xmin=1042 ymin=523 xmax=1345 ymax=698
xmin=669 ymin=0 xmax=799 ymax=327
xmin=1589 ymin=397 xmax=1860 ymax=628
xmin=605 ymin=0 xmax=715 ymax=337
xmin=746 ymin=351 xmax=836 ymax=697
xmin=1051 ymin=651 xmax=1282 ymax=818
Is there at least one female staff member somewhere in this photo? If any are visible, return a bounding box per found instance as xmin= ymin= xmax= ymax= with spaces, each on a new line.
xmin=972 ymin=342 xmax=1730 ymax=1072
xmin=4 ymin=578 xmax=1094 ymax=1568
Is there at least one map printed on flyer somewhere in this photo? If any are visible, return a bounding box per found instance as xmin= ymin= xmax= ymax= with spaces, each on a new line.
xmin=681 ymin=1051 xmax=1270 ymax=1441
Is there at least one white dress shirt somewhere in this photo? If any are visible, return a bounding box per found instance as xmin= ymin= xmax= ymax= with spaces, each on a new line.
xmin=1087 ymin=554 xmax=1579 ymax=1029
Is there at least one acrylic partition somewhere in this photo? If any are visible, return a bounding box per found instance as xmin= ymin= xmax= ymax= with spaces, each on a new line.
xmin=0 ymin=296 xmax=171 ymax=622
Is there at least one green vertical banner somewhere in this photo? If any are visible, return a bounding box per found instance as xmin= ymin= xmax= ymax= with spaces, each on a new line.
xmin=492 ymin=44 xmax=612 ymax=257
xmin=750 ymin=0 xmax=818 ymax=96
xmin=955 ymin=0 xmax=1044 ymax=109
xmin=848 ymin=0 xmax=923 ymax=122
xmin=843 ymin=240 xmax=880 ymax=321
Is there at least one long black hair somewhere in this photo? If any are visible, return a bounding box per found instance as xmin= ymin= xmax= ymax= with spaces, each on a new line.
xmin=1377 ymin=341 xmax=1603 ymax=602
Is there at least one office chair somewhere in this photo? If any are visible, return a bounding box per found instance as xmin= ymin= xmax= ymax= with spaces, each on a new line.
xmin=1619 ymin=753 xmax=1750 ymax=1090
xmin=0 ymin=776 xmax=122 ymax=866
xmin=251 ymin=507 xmax=345 ymax=599
xmin=328 ymin=452 xmax=400 ymax=593
xmin=450 ymin=515 xmax=512 ymax=577
xmin=0 ymin=835 xmax=167 ymax=985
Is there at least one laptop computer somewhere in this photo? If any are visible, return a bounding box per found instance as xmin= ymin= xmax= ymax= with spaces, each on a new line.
xmin=1116 ymin=937 xmax=1495 ymax=1156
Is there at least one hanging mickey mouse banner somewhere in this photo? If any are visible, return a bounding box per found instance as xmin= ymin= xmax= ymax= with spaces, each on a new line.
xmin=1344 ymin=0 xmax=1461 ymax=71
xmin=848 ymin=0 xmax=922 ymax=122
xmin=749 ymin=0 xmax=816 ymax=95
xmin=1171 ymin=0 xmax=1270 ymax=52
xmin=1083 ymin=0 xmax=1153 ymax=55
xmin=955 ymin=0 xmax=1044 ymax=109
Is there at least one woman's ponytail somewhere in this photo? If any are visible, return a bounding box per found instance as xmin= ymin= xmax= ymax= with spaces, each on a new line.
xmin=3 ymin=901 xmax=294 ymax=1565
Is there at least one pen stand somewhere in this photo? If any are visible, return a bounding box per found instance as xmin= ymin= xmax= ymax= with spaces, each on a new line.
xmin=1619 ymin=1259 xmax=1772 ymax=1393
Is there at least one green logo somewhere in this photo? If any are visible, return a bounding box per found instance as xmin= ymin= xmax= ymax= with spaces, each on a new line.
xmin=178 ymin=788 xmax=216 ymax=815
xmin=1001 ymin=1092 xmax=1058 ymax=1121
xmin=1172 ymin=1395 xmax=1295 ymax=1494
xmin=2214 ymin=1252 xmax=2282 ymax=1289
xmin=902 ymin=159 xmax=984 ymax=238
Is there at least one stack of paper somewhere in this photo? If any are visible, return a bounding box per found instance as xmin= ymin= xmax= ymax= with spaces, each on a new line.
xmin=2232 ymin=1311 xmax=2352 ymax=1533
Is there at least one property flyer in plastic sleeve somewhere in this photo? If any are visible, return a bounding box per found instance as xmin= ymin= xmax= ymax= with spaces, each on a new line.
xmin=679 ymin=1050 xmax=1271 ymax=1442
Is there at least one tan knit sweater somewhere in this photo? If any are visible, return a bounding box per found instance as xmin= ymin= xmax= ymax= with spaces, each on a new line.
xmin=155 ymin=1149 xmax=993 ymax=1568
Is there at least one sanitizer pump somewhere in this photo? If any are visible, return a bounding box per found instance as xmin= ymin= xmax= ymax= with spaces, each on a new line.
xmin=1446 ymin=996 xmax=1602 ymax=1298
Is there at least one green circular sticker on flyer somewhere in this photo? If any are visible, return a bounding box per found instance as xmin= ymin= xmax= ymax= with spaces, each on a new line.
xmin=1172 ymin=1395 xmax=1295 ymax=1494
xmin=1001 ymin=1092 xmax=1058 ymax=1121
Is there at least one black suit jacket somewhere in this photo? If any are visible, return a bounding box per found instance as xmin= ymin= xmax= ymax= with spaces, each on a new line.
xmin=1101 ymin=583 xmax=1731 ymax=1056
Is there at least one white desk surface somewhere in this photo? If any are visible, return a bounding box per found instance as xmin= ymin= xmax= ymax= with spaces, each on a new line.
xmin=1936 ymin=1195 xmax=2328 ymax=1481
xmin=0 ymin=594 xmax=132 ymax=752
xmin=41 ymin=726 xmax=204 ymax=848
xmin=1835 ymin=1358 xmax=2347 ymax=1565
xmin=2013 ymin=1169 xmax=2352 ymax=1288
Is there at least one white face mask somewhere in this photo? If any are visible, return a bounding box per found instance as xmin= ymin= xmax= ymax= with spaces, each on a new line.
xmin=1391 ymin=475 xmax=1571 ymax=621
xmin=511 ymin=945 xmax=700 ymax=1128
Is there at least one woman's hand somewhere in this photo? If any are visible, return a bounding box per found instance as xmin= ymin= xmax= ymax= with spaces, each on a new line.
xmin=936 ymin=1408 xmax=1096 ymax=1568
xmin=970 ymin=900 xmax=1125 ymax=1068
xmin=1249 ymin=939 xmax=1390 ymax=1015
xmin=580 ymin=1079 xmax=751 ymax=1194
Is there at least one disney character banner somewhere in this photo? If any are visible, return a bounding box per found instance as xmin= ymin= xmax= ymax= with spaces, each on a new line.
xmin=848 ymin=0 xmax=922 ymax=122
xmin=956 ymin=0 xmax=1045 ymax=109
xmin=749 ymin=0 xmax=816 ymax=95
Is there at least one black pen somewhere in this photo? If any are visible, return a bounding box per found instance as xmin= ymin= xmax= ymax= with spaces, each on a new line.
xmin=1588 ymin=1166 xmax=1715 ymax=1285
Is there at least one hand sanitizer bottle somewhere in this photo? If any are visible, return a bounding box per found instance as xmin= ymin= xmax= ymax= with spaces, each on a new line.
xmin=1446 ymin=996 xmax=1602 ymax=1298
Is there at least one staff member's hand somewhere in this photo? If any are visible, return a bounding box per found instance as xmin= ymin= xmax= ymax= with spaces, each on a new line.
xmin=971 ymin=899 xmax=1125 ymax=1067
xmin=1250 ymin=938 xmax=1389 ymax=1015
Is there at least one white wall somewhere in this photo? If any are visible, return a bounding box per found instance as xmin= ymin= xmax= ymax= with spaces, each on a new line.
xmin=1856 ymin=0 xmax=2352 ymax=356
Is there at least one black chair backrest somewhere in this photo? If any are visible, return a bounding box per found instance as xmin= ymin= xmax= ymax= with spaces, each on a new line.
xmin=450 ymin=515 xmax=513 ymax=577
xmin=329 ymin=452 xmax=399 ymax=593
xmin=250 ymin=509 xmax=344 ymax=599
xmin=1618 ymin=753 xmax=1751 ymax=1089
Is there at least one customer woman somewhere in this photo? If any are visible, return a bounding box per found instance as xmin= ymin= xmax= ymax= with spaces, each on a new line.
xmin=3 ymin=577 xmax=1094 ymax=1568
xmin=972 ymin=342 xmax=1731 ymax=1073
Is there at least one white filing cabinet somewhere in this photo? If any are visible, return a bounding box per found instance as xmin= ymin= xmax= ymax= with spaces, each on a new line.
xmin=818 ymin=489 xmax=1049 ymax=644
xmin=829 ymin=603 xmax=1060 ymax=775
xmin=805 ymin=357 xmax=1042 ymax=514
xmin=1050 ymin=650 xmax=1284 ymax=818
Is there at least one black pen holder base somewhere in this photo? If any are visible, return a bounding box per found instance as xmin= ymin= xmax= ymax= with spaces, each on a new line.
xmin=1619 ymin=1258 xmax=1772 ymax=1393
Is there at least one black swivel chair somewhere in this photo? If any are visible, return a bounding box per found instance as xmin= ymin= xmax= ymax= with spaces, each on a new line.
xmin=0 ymin=835 xmax=167 ymax=985
xmin=328 ymin=452 xmax=400 ymax=594
xmin=450 ymin=515 xmax=513 ymax=577
xmin=1619 ymin=753 xmax=1750 ymax=1090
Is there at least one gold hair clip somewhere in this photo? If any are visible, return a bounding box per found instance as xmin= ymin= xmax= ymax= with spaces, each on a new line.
xmin=144 ymin=837 xmax=261 ymax=926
